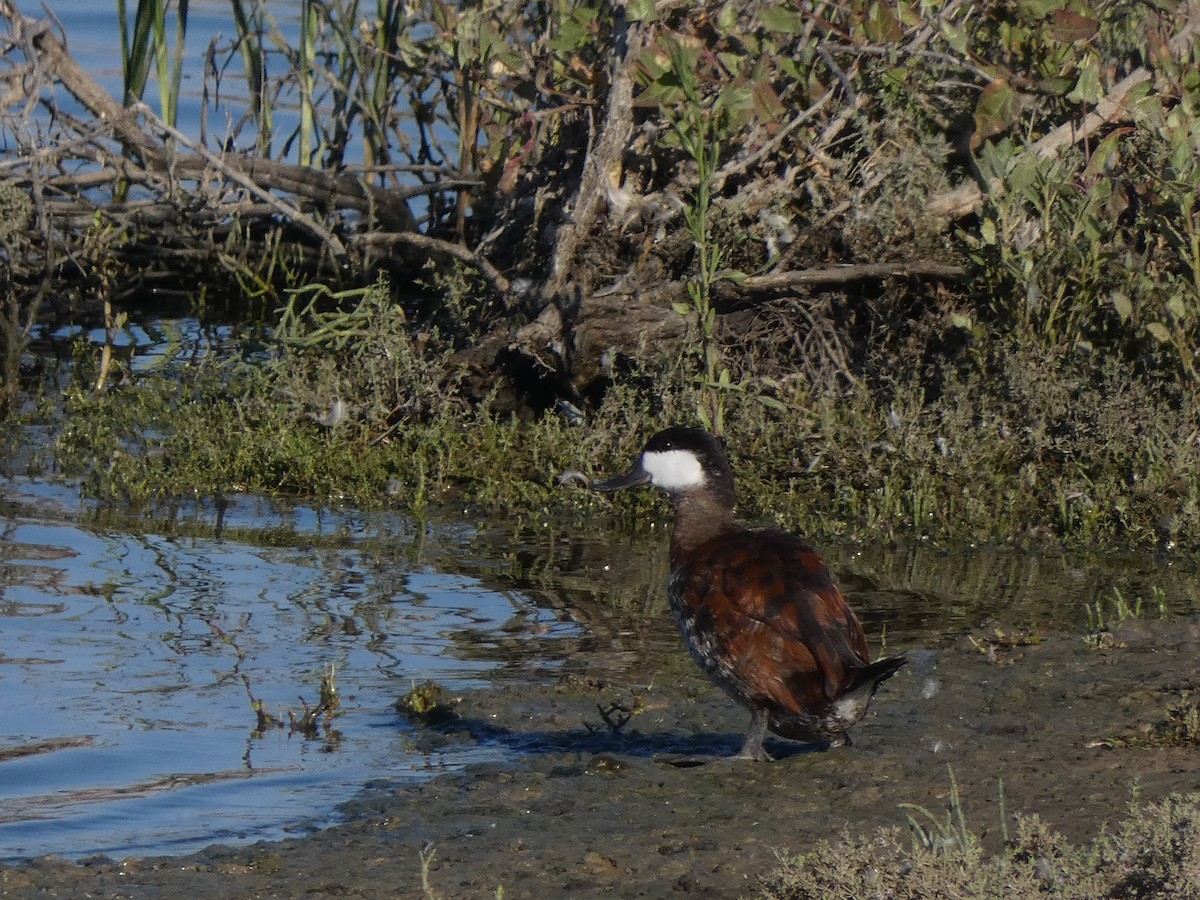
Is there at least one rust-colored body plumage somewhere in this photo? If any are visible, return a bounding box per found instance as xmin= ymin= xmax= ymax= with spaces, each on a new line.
xmin=669 ymin=527 xmax=899 ymax=748
xmin=592 ymin=426 xmax=904 ymax=760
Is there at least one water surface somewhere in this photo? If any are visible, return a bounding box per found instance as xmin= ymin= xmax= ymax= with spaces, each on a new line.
xmin=0 ymin=478 xmax=581 ymax=861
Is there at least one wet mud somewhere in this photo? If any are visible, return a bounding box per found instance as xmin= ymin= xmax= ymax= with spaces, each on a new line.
xmin=3 ymin=613 xmax=1200 ymax=899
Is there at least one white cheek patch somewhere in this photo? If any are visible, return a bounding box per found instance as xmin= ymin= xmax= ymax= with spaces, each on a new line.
xmin=642 ymin=449 xmax=705 ymax=490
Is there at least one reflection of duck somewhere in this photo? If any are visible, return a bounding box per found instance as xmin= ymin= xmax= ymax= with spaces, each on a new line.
xmin=592 ymin=426 xmax=906 ymax=761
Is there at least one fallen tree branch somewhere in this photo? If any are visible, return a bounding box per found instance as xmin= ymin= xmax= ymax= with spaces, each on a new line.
xmin=354 ymin=230 xmax=512 ymax=296
xmin=135 ymin=103 xmax=349 ymax=258
xmin=169 ymin=157 xmax=463 ymax=233
xmin=728 ymin=260 xmax=967 ymax=293
xmin=586 ymin=259 xmax=967 ymax=312
xmin=1 ymin=1 xmax=464 ymax=249
xmin=3 ymin=3 xmax=162 ymax=165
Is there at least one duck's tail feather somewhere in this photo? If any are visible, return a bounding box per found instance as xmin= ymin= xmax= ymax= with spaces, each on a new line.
xmin=853 ymin=654 xmax=907 ymax=693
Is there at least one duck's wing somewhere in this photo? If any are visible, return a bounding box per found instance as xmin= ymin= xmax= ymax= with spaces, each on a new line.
xmin=673 ymin=529 xmax=870 ymax=709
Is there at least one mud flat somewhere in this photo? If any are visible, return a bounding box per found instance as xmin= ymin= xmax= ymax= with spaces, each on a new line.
xmin=3 ymin=616 xmax=1200 ymax=898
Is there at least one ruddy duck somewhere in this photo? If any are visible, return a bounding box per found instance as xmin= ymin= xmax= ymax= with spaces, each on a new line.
xmin=592 ymin=426 xmax=905 ymax=761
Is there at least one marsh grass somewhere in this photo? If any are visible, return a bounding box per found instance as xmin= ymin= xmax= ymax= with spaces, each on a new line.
xmin=899 ymin=768 xmax=982 ymax=867
xmin=762 ymin=784 xmax=1200 ymax=899
xmin=40 ymin=273 xmax=1200 ymax=553
xmin=15 ymin=0 xmax=1200 ymax=556
xmin=0 ymin=179 xmax=35 ymax=411
xmin=1083 ymin=585 xmax=1170 ymax=649
xmin=120 ymin=0 xmax=188 ymax=126
xmin=418 ymin=843 xmax=505 ymax=900
xmin=246 ymin=664 xmax=340 ymax=742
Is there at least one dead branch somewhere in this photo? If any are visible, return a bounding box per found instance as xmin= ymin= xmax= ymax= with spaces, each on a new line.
xmin=540 ymin=14 xmax=642 ymax=304
xmin=0 ymin=0 xmax=460 ymax=259
xmin=353 ymin=231 xmax=512 ymax=296
xmin=727 ymin=260 xmax=967 ymax=294
xmin=1 ymin=2 xmax=161 ymax=165
xmin=711 ymin=87 xmax=836 ymax=195
xmin=136 ymin=104 xmax=348 ymax=257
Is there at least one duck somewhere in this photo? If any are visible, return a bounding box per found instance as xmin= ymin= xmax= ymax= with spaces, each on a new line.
xmin=591 ymin=425 xmax=905 ymax=761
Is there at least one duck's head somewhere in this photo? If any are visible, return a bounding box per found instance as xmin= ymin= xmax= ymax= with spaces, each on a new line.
xmin=592 ymin=426 xmax=735 ymax=506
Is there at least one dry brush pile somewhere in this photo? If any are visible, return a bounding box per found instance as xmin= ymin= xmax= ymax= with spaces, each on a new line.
xmin=1 ymin=1 xmax=1196 ymax=399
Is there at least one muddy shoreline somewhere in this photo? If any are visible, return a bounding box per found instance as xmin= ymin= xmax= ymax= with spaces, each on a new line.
xmin=3 ymin=617 xmax=1200 ymax=898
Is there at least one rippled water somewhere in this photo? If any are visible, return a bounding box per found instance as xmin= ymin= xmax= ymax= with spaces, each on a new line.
xmin=0 ymin=478 xmax=584 ymax=861
xmin=6 ymin=454 xmax=1199 ymax=863
xmin=8 ymin=308 xmax=1200 ymax=863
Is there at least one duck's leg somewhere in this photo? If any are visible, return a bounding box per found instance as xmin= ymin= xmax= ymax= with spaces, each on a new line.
xmin=735 ymin=708 xmax=773 ymax=761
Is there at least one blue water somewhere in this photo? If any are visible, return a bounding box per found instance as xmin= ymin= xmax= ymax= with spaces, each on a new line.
xmin=0 ymin=2 xmax=555 ymax=863
xmin=0 ymin=477 xmax=582 ymax=860
xmin=30 ymin=0 xmax=332 ymax=166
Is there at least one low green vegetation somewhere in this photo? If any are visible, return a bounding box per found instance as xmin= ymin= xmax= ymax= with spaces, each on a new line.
xmin=763 ymin=780 xmax=1200 ymax=899
xmin=397 ymin=681 xmax=460 ymax=726
xmin=1083 ymin=585 xmax=1170 ymax=648
xmin=41 ymin=292 xmax=631 ymax=520
xmin=1097 ymin=690 xmax=1200 ymax=749
xmin=37 ymin=277 xmax=1200 ymax=552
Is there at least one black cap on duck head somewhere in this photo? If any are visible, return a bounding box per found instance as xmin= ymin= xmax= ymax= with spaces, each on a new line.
xmin=593 ymin=426 xmax=736 ymax=507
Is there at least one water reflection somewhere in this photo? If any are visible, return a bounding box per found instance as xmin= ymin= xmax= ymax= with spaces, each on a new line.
xmin=478 ymin=518 xmax=1200 ymax=656
xmin=0 ymin=481 xmax=579 ymax=861
xmin=3 ymin=475 xmax=1199 ymax=862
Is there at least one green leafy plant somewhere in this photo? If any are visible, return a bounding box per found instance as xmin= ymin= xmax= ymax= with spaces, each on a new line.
xmin=119 ymin=0 xmax=189 ymax=125
xmin=655 ymin=37 xmax=746 ymax=434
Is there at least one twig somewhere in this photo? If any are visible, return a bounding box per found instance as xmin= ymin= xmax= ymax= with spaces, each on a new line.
xmin=711 ymin=86 xmax=836 ymax=193
xmin=0 ymin=3 xmax=162 ymax=164
xmin=727 ymin=260 xmax=966 ymax=294
xmin=134 ymin=102 xmax=348 ymax=257
xmin=354 ymin=230 xmax=511 ymax=296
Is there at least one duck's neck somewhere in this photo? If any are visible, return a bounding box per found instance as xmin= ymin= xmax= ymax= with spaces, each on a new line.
xmin=669 ymin=490 xmax=736 ymax=559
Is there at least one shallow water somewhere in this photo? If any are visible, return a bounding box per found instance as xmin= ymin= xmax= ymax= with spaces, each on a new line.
xmin=7 ymin=416 xmax=1200 ymax=863
xmin=6 ymin=473 xmax=1200 ymax=863
xmin=8 ymin=304 xmax=1200 ymax=864
xmin=0 ymin=478 xmax=583 ymax=861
